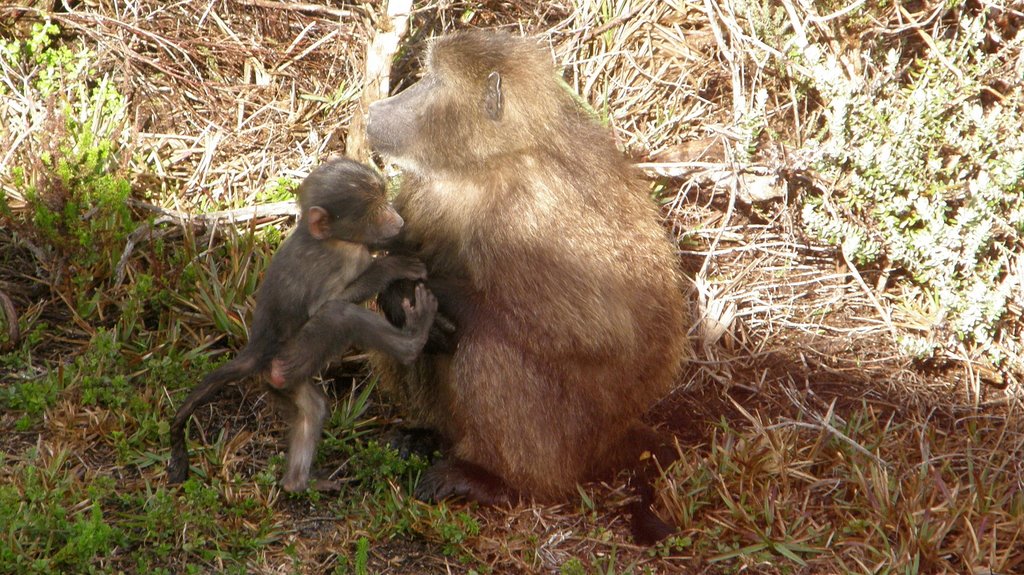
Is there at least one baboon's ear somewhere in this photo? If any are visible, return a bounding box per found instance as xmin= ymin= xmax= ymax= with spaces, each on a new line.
xmin=484 ymin=71 xmax=503 ymax=121
xmin=306 ymin=206 xmax=332 ymax=240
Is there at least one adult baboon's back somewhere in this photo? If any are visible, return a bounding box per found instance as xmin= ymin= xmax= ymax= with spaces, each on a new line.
xmin=368 ymin=30 xmax=689 ymax=502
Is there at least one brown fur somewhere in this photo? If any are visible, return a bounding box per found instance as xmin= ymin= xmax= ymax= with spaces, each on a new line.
xmin=368 ymin=31 xmax=690 ymax=501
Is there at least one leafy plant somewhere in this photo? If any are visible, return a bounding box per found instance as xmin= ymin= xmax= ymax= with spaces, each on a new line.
xmin=1 ymin=21 xmax=138 ymax=313
xmin=0 ymin=450 xmax=121 ymax=575
xmin=796 ymin=12 xmax=1023 ymax=365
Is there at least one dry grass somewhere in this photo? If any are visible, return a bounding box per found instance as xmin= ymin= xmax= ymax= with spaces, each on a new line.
xmin=1 ymin=1 xmax=1022 ymax=573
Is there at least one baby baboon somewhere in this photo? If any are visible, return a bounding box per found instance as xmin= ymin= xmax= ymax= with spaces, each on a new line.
xmin=364 ymin=29 xmax=690 ymax=515
xmin=167 ymin=158 xmax=437 ymax=492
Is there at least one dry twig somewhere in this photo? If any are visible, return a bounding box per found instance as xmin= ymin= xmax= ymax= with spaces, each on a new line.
xmin=113 ymin=201 xmax=297 ymax=286
xmin=0 ymin=290 xmax=19 ymax=351
xmin=346 ymin=0 xmax=413 ymax=161
xmin=245 ymin=0 xmax=361 ymax=20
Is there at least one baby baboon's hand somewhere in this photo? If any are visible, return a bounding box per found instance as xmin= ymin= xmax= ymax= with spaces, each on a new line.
xmin=403 ymin=283 xmax=438 ymax=333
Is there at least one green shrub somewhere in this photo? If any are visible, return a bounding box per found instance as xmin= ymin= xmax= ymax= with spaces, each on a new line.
xmin=1 ymin=21 xmax=137 ymax=312
xmin=0 ymin=451 xmax=122 ymax=575
xmin=797 ymin=13 xmax=1023 ymax=364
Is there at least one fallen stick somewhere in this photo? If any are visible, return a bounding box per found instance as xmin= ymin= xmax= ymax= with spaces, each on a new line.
xmin=0 ymin=290 xmax=18 ymax=351
xmin=247 ymin=0 xmax=360 ymax=20
xmin=113 ymin=200 xmax=298 ymax=286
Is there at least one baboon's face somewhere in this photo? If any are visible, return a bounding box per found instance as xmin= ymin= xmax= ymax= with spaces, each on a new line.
xmin=366 ymin=48 xmax=504 ymax=172
xmin=314 ymin=190 xmax=404 ymax=248
xmin=366 ymin=77 xmax=440 ymax=169
xmin=299 ymin=159 xmax=402 ymax=247
xmin=312 ymin=200 xmax=403 ymax=247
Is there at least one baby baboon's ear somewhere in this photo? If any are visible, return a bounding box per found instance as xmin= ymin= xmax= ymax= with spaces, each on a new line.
xmin=305 ymin=206 xmax=331 ymax=240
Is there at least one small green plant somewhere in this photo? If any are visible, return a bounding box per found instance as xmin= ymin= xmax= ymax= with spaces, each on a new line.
xmin=354 ymin=536 xmax=370 ymax=575
xmin=0 ymin=450 xmax=122 ymax=575
xmin=430 ymin=505 xmax=481 ymax=556
xmin=343 ymin=439 xmax=430 ymax=497
xmin=0 ymin=366 xmax=64 ymax=428
xmin=0 ymin=328 xmax=127 ymax=428
xmin=184 ymin=224 xmax=276 ymax=343
xmin=261 ymin=176 xmax=299 ymax=203
xmin=560 ymin=558 xmax=586 ymax=575
xmin=77 ymin=328 xmax=131 ymax=408
xmin=325 ymin=376 xmax=378 ymax=439
xmin=1 ymin=21 xmax=138 ymax=314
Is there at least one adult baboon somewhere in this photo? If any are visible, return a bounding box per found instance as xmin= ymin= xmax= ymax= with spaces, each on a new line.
xmin=366 ymin=30 xmax=689 ymax=508
xmin=168 ymin=158 xmax=437 ymax=492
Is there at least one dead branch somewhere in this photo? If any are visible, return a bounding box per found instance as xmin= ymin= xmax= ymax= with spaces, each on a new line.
xmin=345 ymin=0 xmax=413 ymax=161
xmin=131 ymin=200 xmax=298 ymax=226
xmin=0 ymin=289 xmax=18 ymax=351
xmin=114 ymin=201 xmax=298 ymax=286
xmin=247 ymin=0 xmax=362 ymax=20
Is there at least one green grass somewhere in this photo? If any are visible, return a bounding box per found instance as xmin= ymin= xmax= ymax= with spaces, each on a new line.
xmin=654 ymin=407 xmax=1024 ymax=572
